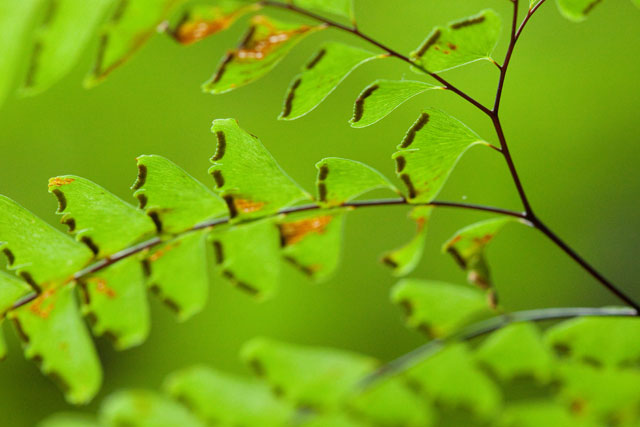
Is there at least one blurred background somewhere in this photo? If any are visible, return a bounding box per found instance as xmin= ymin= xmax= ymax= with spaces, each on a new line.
xmin=0 ymin=0 xmax=638 ymax=424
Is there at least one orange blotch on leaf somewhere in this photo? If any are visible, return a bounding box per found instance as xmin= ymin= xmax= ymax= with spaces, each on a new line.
xmin=48 ymin=177 xmax=74 ymax=188
xmin=87 ymin=278 xmax=117 ymax=299
xmin=234 ymin=199 xmax=265 ymax=214
xmin=280 ymin=216 xmax=333 ymax=246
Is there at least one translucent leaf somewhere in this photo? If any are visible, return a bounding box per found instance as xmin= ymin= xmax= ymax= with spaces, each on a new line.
xmin=391 ymin=279 xmax=492 ymax=338
xmin=88 ymin=0 xmax=184 ymax=86
xmin=291 ymin=0 xmax=353 ymax=19
xmin=145 ymin=230 xmax=210 ymax=321
xmin=168 ymin=0 xmax=261 ymax=45
xmin=211 ymin=219 xmax=281 ymax=298
xmin=443 ymin=217 xmax=521 ymax=290
xmin=37 ymin=413 xmax=100 ymax=427
xmin=78 ymin=256 xmax=149 ymax=350
xmin=392 ymin=109 xmax=490 ymax=203
xmin=0 ymin=270 xmax=32 ymax=315
xmin=8 ymin=285 xmax=102 ymax=404
xmin=475 ymin=322 xmax=553 ymax=382
xmin=202 ymin=15 xmax=321 ymax=94
xmin=499 ymin=401 xmax=599 ymax=427
xmin=407 ymin=343 xmax=502 ymax=418
xmin=49 ymin=176 xmax=156 ymax=257
xmin=100 ymin=390 xmax=204 ymax=427
xmin=279 ymin=43 xmax=381 ymax=120
xmin=242 ymin=337 xmax=377 ymax=409
xmin=381 ymin=206 xmax=432 ymax=276
xmin=545 ymin=317 xmax=640 ymax=367
xmin=279 ymin=210 xmax=345 ymax=281
xmin=350 ymin=80 xmax=441 ymax=128
xmin=556 ymin=0 xmax=604 ymax=22
xmin=164 ymin=365 xmax=293 ymax=426
xmin=23 ymin=0 xmax=114 ymax=95
xmin=132 ymin=155 xmax=227 ymax=233
xmin=209 ymin=119 xmax=310 ymax=220
xmin=411 ymin=9 xmax=502 ymax=73
xmin=0 ymin=195 xmax=93 ymax=286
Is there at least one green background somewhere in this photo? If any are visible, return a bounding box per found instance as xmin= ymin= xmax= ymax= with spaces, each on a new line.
xmin=0 ymin=1 xmax=638 ymax=424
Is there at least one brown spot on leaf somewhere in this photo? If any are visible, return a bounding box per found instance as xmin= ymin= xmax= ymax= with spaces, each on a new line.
xmin=306 ymin=48 xmax=326 ymax=69
xmin=148 ymin=241 xmax=181 ymax=262
xmin=401 ymin=113 xmax=429 ymax=148
xmin=381 ymin=256 xmax=399 ymax=269
xmin=281 ymin=78 xmax=302 ymax=118
xmin=284 ymin=255 xmax=318 ymax=277
xmin=451 ymin=15 xmax=486 ymax=30
xmin=400 ymin=174 xmax=417 ymax=199
xmin=317 ymin=182 xmax=327 ymax=202
xmin=352 ymin=84 xmax=379 ymax=123
xmin=131 ymin=163 xmax=147 ymax=190
xmin=233 ymin=198 xmax=265 ymax=214
xmin=211 ymin=51 xmax=235 ymax=84
xmin=447 ymin=42 xmax=458 ymax=50
xmin=279 ymin=216 xmax=333 ymax=246
xmin=29 ymin=288 xmax=57 ymax=319
xmin=212 ymin=131 xmax=226 ymax=161
xmin=47 ymin=177 xmax=74 ymax=188
xmin=87 ymin=277 xmax=117 ymax=299
xmin=395 ymin=156 xmax=406 ymax=173
xmin=212 ymin=170 xmax=225 ymax=188
xmin=174 ymin=11 xmax=239 ymax=45
xmin=236 ymin=16 xmax=310 ymax=61
xmin=51 ymin=189 xmax=67 ymax=213
xmin=416 ymin=29 xmax=441 ymax=57
xmin=583 ymin=0 xmax=603 ymax=15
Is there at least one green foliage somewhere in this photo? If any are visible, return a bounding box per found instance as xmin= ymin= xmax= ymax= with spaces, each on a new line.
xmin=381 ymin=206 xmax=433 ymax=276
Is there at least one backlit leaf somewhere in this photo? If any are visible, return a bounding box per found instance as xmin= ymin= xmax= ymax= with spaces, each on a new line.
xmin=315 ymin=157 xmax=397 ymax=207
xmin=132 ymin=155 xmax=227 ymax=233
xmin=0 ymin=270 xmax=32 ymax=315
xmin=9 ymin=285 xmax=102 ymax=404
xmin=499 ymin=401 xmax=599 ymax=427
xmin=381 ymin=206 xmax=432 ymax=276
xmin=411 ymin=9 xmax=502 ymax=73
xmin=49 ymin=176 xmax=156 ymax=258
xmin=556 ymin=0 xmax=604 ymax=22
xmin=279 ymin=43 xmax=381 ymax=120
xmin=391 ymin=279 xmax=492 ymax=338
xmin=291 ymin=0 xmax=353 ymax=19
xmin=209 ymin=119 xmax=310 ymax=220
xmin=392 ymin=109 xmax=491 ymax=203
xmin=350 ymin=80 xmax=442 ymax=128
xmin=202 ymin=15 xmax=321 ymax=94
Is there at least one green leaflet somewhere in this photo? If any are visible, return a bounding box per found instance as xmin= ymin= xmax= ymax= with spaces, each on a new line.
xmin=475 ymin=322 xmax=553 ymax=382
xmin=408 ymin=343 xmax=502 ymax=418
xmin=350 ymin=80 xmax=442 ymax=128
xmin=242 ymin=337 xmax=377 ymax=409
xmin=315 ymin=157 xmax=397 ymax=207
xmin=411 ymin=9 xmax=502 ymax=73
xmin=556 ymin=0 xmax=604 ymax=22
xmin=164 ymin=365 xmax=293 ymax=426
xmin=381 ymin=206 xmax=432 ymax=276
xmin=8 ymin=285 xmax=102 ymax=404
xmin=393 ymin=109 xmax=491 ymax=203
xmin=279 ymin=210 xmax=345 ymax=281
xmin=499 ymin=401 xmax=599 ymax=427
xmin=211 ymin=219 xmax=282 ymax=298
xmin=391 ymin=279 xmax=492 ymax=338
xmin=49 ymin=176 xmax=156 ymax=258
xmin=0 ymin=195 xmax=93 ymax=286
xmin=280 ymin=43 xmax=381 ymax=120
xmin=544 ymin=316 xmax=640 ymax=367
xmin=529 ymin=0 xmax=545 ymax=8
xmin=291 ymin=0 xmax=353 ymax=19
xmin=443 ymin=217 xmax=522 ymax=290
xmin=209 ymin=119 xmax=310 ymax=219
xmin=23 ymin=0 xmax=115 ymax=95
xmin=202 ymin=15 xmax=322 ymax=94
xmin=88 ymin=0 xmax=185 ymax=86
xmin=37 ymin=413 xmax=100 ymax=427
xmin=0 ymin=270 xmax=32 ymax=315
xmin=78 ymin=256 xmax=150 ymax=350
xmin=100 ymin=390 xmax=204 ymax=427
xmin=132 ymin=155 xmax=227 ymax=233
xmin=145 ymin=230 xmax=210 ymax=321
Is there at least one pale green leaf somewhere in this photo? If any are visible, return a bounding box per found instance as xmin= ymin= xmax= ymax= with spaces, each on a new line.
xmin=100 ymin=390 xmax=204 ymax=427
xmin=280 ymin=43 xmax=381 ymax=120
xmin=381 ymin=206 xmax=432 ymax=276
xmin=392 ymin=109 xmax=490 ymax=203
xmin=202 ymin=15 xmax=322 ymax=94
xmin=0 ymin=270 xmax=32 ymax=315
xmin=545 ymin=316 xmax=640 ymax=367
xmin=407 ymin=343 xmax=502 ymax=418
xmin=38 ymin=413 xmax=100 ymax=427
xmin=209 ymin=119 xmax=310 ymax=219
xmin=211 ymin=219 xmax=281 ymax=298
xmin=88 ymin=0 xmax=185 ymax=86
xmin=475 ymin=322 xmax=553 ymax=382
xmin=499 ymin=401 xmax=599 ymax=427
xmin=164 ymin=365 xmax=293 ymax=426
xmin=556 ymin=0 xmax=604 ymax=22
xmin=78 ymin=256 xmax=149 ymax=350
xmin=49 ymin=176 xmax=156 ymax=258
xmin=443 ymin=217 xmax=521 ymax=290
xmin=279 ymin=210 xmax=345 ymax=281
xmin=291 ymin=0 xmax=353 ymax=19
xmin=132 ymin=155 xmax=227 ymax=233
xmin=529 ymin=0 xmax=545 ymax=9
xmin=0 ymin=195 xmax=93 ymax=285
xmin=23 ymin=0 xmax=115 ymax=95
xmin=145 ymin=230 xmax=210 ymax=321
xmin=350 ymin=80 xmax=442 ymax=128
xmin=242 ymin=337 xmax=377 ymax=408
xmin=8 ymin=285 xmax=102 ymax=404
xmin=391 ymin=279 xmax=492 ymax=338
xmin=411 ymin=9 xmax=502 ymax=73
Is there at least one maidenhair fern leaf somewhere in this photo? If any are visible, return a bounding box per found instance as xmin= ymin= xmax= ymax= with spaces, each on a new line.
xmin=279 ymin=43 xmax=382 ymax=120
xmin=556 ymin=0 xmax=605 ymax=22
xmin=411 ymin=9 xmax=502 ymax=73
xmin=209 ymin=119 xmax=310 ymax=219
xmin=49 ymin=176 xmax=156 ymax=257
xmin=381 ymin=206 xmax=432 ymax=276
xmin=391 ymin=279 xmax=492 ymax=338
xmin=315 ymin=157 xmax=397 ymax=207
xmin=291 ymin=0 xmax=353 ymax=19
xmin=0 ymin=270 xmax=32 ymax=315
xmin=132 ymin=155 xmax=227 ymax=233
xmin=350 ymin=80 xmax=442 ymax=128
xmin=392 ymin=109 xmax=491 ymax=203
xmin=202 ymin=15 xmax=322 ymax=94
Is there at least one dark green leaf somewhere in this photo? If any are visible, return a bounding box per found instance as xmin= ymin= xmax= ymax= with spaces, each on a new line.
xmin=381 ymin=206 xmax=432 ymax=276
